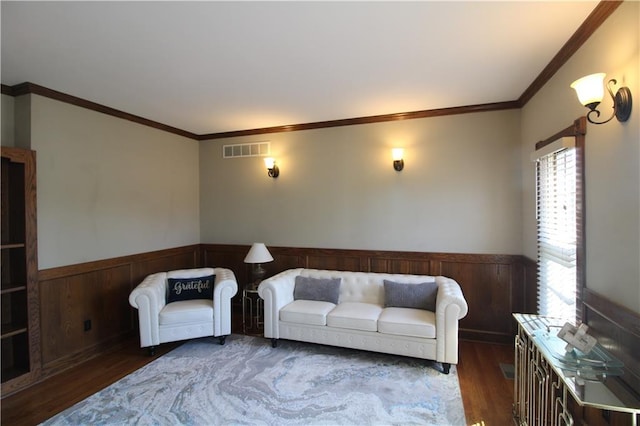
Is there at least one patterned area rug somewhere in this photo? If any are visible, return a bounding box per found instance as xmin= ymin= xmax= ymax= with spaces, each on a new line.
xmin=43 ymin=335 xmax=465 ymax=425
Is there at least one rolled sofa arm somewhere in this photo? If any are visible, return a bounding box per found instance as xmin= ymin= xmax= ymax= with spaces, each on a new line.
xmin=129 ymin=272 xmax=168 ymax=347
xmin=258 ymin=268 xmax=303 ymax=339
xmin=434 ymin=276 xmax=468 ymax=364
xmin=212 ymin=267 xmax=238 ymax=337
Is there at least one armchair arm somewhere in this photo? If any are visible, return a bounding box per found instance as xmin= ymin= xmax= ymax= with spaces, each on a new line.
xmin=212 ymin=267 xmax=238 ymax=337
xmin=258 ymin=268 xmax=303 ymax=339
xmin=129 ymin=272 xmax=168 ymax=347
xmin=434 ymin=276 xmax=468 ymax=364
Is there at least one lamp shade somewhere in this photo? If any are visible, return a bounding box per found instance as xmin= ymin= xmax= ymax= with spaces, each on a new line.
xmin=264 ymin=157 xmax=275 ymax=169
xmin=244 ymin=243 xmax=274 ymax=264
xmin=392 ymin=148 xmax=404 ymax=161
xmin=570 ymin=73 xmax=606 ymax=107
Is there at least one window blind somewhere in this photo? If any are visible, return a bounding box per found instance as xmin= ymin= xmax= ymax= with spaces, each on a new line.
xmin=536 ymin=145 xmax=577 ymax=323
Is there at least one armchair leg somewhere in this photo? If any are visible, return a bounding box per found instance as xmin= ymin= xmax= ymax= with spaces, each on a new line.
xmin=219 ymin=336 xmax=226 ymax=345
xmin=271 ymin=338 xmax=278 ymax=348
xmin=148 ymin=346 xmax=156 ymax=357
xmin=441 ymin=363 xmax=451 ymax=374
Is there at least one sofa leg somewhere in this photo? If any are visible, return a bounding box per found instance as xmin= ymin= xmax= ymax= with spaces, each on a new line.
xmin=271 ymin=338 xmax=278 ymax=348
xmin=219 ymin=336 xmax=226 ymax=345
xmin=441 ymin=363 xmax=451 ymax=374
xmin=148 ymin=346 xmax=156 ymax=357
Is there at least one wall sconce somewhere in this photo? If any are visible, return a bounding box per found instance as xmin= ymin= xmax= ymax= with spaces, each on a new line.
xmin=392 ymin=148 xmax=404 ymax=171
xmin=264 ymin=157 xmax=279 ymax=178
xmin=570 ymin=73 xmax=632 ymax=124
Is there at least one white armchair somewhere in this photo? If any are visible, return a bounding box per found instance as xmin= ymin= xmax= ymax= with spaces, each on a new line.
xmin=129 ymin=267 xmax=238 ymax=355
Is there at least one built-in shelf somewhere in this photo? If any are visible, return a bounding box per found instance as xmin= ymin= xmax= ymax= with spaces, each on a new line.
xmin=2 ymin=365 xmax=30 ymax=383
xmin=0 ymin=286 xmax=27 ymax=295
xmin=1 ymin=324 xmax=28 ymax=339
xmin=1 ymin=147 xmax=40 ymax=397
xmin=1 ymin=243 xmax=26 ymax=249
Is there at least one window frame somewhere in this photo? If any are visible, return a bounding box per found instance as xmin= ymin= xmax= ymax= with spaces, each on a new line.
xmin=533 ymin=118 xmax=586 ymax=323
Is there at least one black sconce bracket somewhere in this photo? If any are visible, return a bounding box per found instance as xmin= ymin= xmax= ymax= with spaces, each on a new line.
xmin=587 ymin=79 xmax=632 ymax=125
xmin=267 ymin=165 xmax=279 ymax=178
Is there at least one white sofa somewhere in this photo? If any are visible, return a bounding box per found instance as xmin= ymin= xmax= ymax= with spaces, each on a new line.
xmin=258 ymin=268 xmax=468 ymax=373
xmin=129 ymin=267 xmax=238 ymax=355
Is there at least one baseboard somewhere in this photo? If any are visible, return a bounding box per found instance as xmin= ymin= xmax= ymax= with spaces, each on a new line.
xmin=459 ymin=329 xmax=513 ymax=345
xmin=40 ymin=331 xmax=135 ymax=381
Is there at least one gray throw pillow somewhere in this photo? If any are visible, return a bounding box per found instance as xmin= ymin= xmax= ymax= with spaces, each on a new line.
xmin=294 ymin=276 xmax=341 ymax=304
xmin=384 ymin=280 xmax=438 ymax=311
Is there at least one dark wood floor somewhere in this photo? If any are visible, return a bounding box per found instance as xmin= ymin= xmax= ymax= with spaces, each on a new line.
xmin=457 ymin=339 xmax=515 ymax=425
xmin=1 ymin=320 xmax=514 ymax=425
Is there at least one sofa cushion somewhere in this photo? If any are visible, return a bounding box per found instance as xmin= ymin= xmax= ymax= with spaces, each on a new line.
xmin=378 ymin=307 xmax=436 ymax=338
xmin=159 ymin=299 xmax=214 ymax=325
xmin=280 ymin=300 xmax=336 ymax=326
xmin=326 ymin=302 xmax=382 ymax=332
xmin=294 ymin=276 xmax=341 ymax=304
xmin=166 ymin=275 xmax=215 ymax=303
xmin=384 ymin=280 xmax=438 ymax=311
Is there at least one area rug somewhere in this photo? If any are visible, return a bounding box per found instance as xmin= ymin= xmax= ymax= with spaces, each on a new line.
xmin=43 ymin=335 xmax=465 ymax=425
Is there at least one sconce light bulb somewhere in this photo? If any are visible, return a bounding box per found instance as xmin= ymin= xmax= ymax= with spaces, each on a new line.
xmin=392 ymin=148 xmax=404 ymax=171
xmin=264 ymin=157 xmax=279 ymax=178
xmin=264 ymin=157 xmax=275 ymax=169
xmin=392 ymin=148 xmax=404 ymax=161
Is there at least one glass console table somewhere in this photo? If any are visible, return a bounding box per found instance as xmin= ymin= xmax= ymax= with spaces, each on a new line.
xmin=513 ymin=313 xmax=640 ymax=425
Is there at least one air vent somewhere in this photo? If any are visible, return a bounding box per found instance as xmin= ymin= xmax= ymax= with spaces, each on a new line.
xmin=223 ymin=142 xmax=270 ymax=158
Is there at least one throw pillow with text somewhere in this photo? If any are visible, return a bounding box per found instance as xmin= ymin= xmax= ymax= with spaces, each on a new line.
xmin=167 ymin=275 xmax=215 ymax=303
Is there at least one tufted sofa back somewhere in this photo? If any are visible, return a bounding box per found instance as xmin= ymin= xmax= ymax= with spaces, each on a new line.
xmin=299 ymin=269 xmax=436 ymax=305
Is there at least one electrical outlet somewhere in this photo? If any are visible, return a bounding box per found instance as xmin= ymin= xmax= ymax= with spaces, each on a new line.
xmin=84 ymin=319 xmax=92 ymax=331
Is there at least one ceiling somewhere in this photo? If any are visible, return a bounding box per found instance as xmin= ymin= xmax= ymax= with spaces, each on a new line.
xmin=1 ymin=1 xmax=599 ymax=136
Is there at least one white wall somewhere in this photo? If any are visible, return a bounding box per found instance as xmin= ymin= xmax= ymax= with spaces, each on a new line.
xmin=1 ymin=94 xmax=15 ymax=146
xmin=521 ymin=2 xmax=639 ymax=312
xmin=3 ymin=3 xmax=636 ymax=314
xmin=28 ymin=95 xmax=200 ymax=269
xmin=200 ymin=109 xmax=522 ymax=255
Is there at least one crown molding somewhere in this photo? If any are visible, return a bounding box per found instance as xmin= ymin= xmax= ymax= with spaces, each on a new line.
xmin=2 ymin=82 xmax=199 ymax=140
xmin=1 ymin=84 xmax=15 ymax=96
xmin=3 ymin=81 xmax=519 ymax=140
xmin=518 ymin=0 xmax=622 ymax=107
xmin=197 ymin=101 xmax=520 ymax=140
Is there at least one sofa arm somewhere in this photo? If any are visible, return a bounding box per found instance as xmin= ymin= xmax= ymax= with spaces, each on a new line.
xmin=258 ymin=268 xmax=303 ymax=339
xmin=434 ymin=276 xmax=468 ymax=364
xmin=212 ymin=267 xmax=238 ymax=337
xmin=129 ymin=272 xmax=168 ymax=347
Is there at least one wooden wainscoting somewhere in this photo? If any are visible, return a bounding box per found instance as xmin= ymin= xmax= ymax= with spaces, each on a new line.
xmin=25 ymin=243 xmax=640 ymax=409
xmin=521 ymin=256 xmax=538 ymax=314
xmin=583 ymin=288 xmax=640 ymax=402
xmin=29 ymin=243 xmax=526 ymax=397
xmin=202 ymin=244 xmax=526 ymax=344
xmin=36 ymin=245 xmax=201 ymax=381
